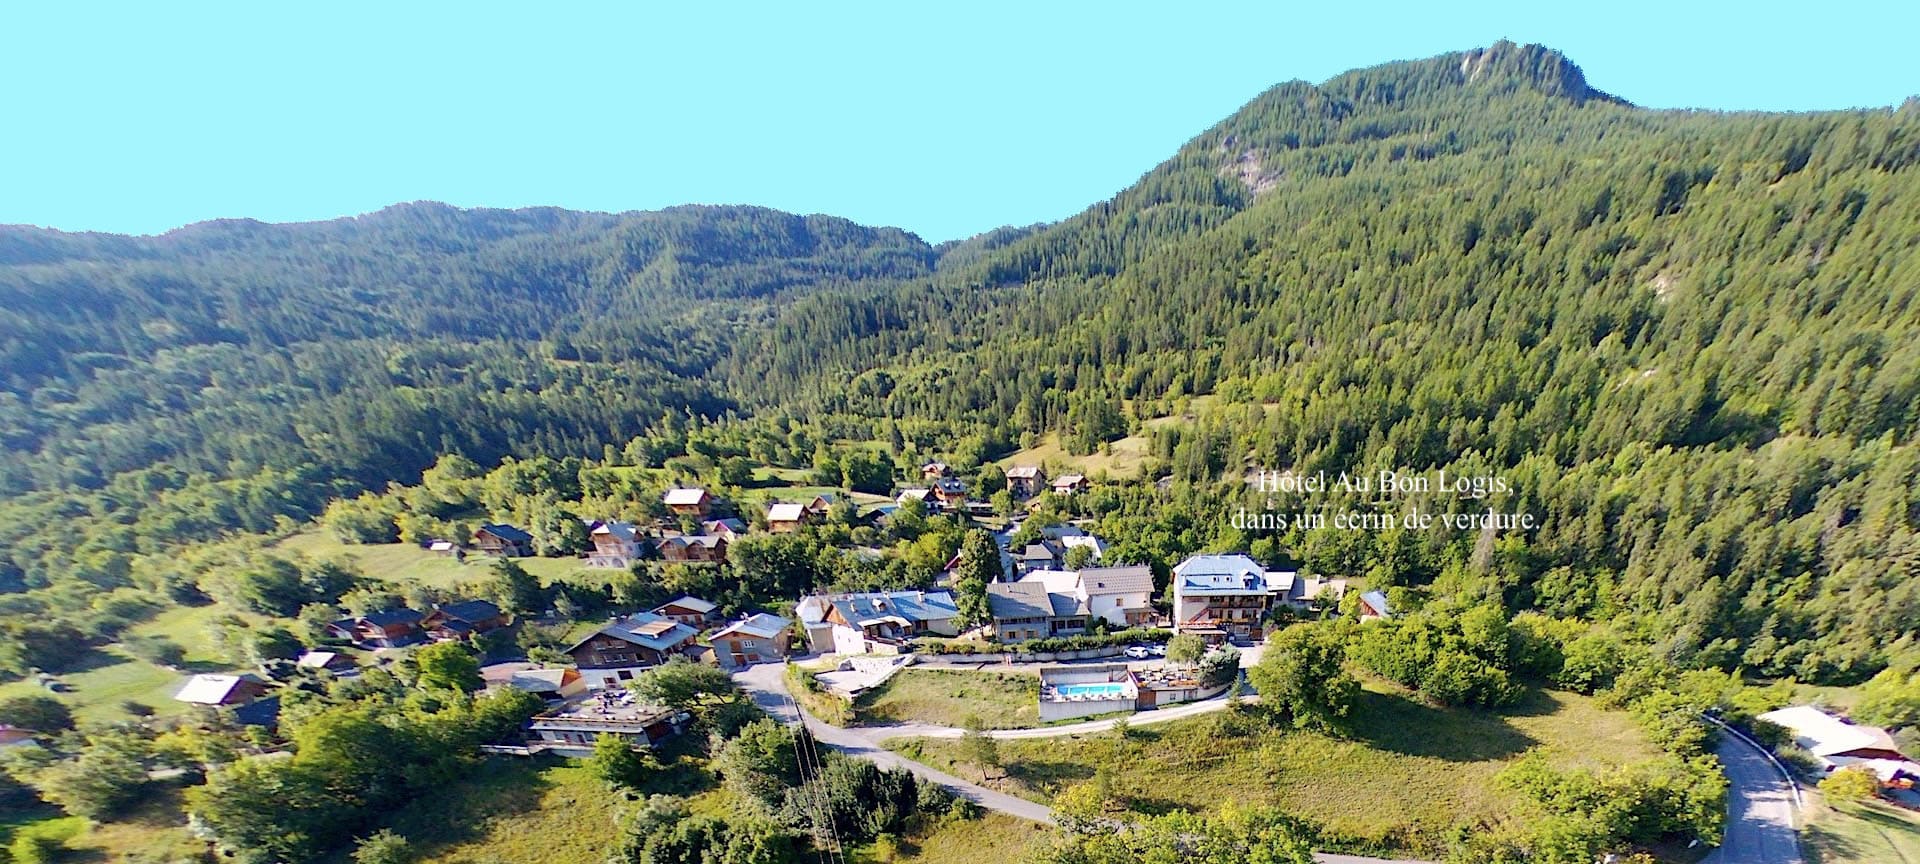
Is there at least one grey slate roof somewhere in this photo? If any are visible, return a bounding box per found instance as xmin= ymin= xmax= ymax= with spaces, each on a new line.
xmin=1047 ymin=591 xmax=1089 ymax=618
xmin=1021 ymin=542 xmax=1060 ymax=562
xmin=1077 ymin=565 xmax=1154 ymax=595
xmin=655 ymin=595 xmax=717 ymax=614
xmin=987 ymin=582 xmax=1054 ymax=620
xmin=566 ymin=611 xmax=698 ymax=653
xmin=361 ymin=607 xmax=424 ymax=627
xmin=714 ymin=613 xmax=792 ymax=640
xmin=478 ymin=523 xmax=532 ymax=543
xmin=435 ymin=599 xmax=501 ymax=623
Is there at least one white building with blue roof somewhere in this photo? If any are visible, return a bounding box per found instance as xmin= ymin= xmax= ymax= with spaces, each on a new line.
xmin=1171 ymin=553 xmax=1279 ymax=642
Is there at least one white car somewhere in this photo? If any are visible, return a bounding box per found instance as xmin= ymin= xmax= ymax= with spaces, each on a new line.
xmin=1124 ymin=646 xmax=1152 ymax=660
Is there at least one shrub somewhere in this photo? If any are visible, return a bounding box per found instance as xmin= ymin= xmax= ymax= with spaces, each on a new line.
xmin=7 ymin=817 xmax=85 ymax=864
xmin=352 ymin=828 xmax=413 ymax=864
xmin=1818 ymin=766 xmax=1880 ymax=805
xmin=1743 ymin=718 xmax=1793 ymax=750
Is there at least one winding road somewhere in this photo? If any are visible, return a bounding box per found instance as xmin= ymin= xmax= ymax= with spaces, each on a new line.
xmin=732 ymin=660 xmax=1426 ymax=864
xmin=736 ymin=661 xmax=1055 ymax=823
xmin=1701 ymin=724 xmax=1805 ymax=864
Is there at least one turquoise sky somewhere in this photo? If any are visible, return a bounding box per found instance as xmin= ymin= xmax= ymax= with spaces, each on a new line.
xmin=3 ymin=1 xmax=1915 ymax=242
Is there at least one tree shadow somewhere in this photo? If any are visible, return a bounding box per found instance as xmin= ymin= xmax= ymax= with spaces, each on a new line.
xmin=382 ymin=756 xmax=560 ymax=853
xmin=1006 ymin=759 xmax=1096 ymax=789
xmin=1499 ymin=687 xmax=1562 ymax=718
xmin=52 ymin=648 xmax=128 ymax=676
xmin=1347 ymin=689 xmax=1539 ymax=762
xmin=1120 ymin=794 xmax=1195 ymax=817
xmin=1848 ymin=800 xmax=1920 ymax=832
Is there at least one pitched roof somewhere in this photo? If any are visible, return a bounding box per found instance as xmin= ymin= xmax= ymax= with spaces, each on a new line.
xmin=591 ymin=521 xmax=640 ymax=543
xmin=477 ymin=523 xmax=533 ymax=543
xmin=654 ymin=595 xmax=717 ymax=614
xmin=435 ymin=599 xmax=502 ymax=623
xmin=714 ymin=613 xmax=792 ymax=640
xmin=658 ymin=534 xmax=726 ymax=550
xmin=1052 ymin=474 xmax=1087 ymax=486
xmin=703 ymin=518 xmax=748 ymax=534
xmin=1020 ymin=542 xmax=1060 ymax=562
xmin=767 ymin=502 xmax=808 ymax=522
xmin=493 ymin=666 xmax=575 ymax=694
xmin=1059 ymin=535 xmax=1105 ymax=556
xmin=1077 ymin=564 xmax=1154 ymax=595
xmin=1359 ymin=590 xmax=1391 ymax=617
xmin=826 ymin=591 xmax=958 ymax=626
xmin=1047 ymin=590 xmax=1089 ymax=618
xmin=933 ymin=477 xmax=967 ymax=494
xmin=663 ymin=488 xmax=710 ymax=506
xmin=360 ymin=607 xmax=424 ymax=627
xmin=1758 ymin=706 xmax=1906 ymax=758
xmin=1005 ymin=466 xmax=1042 ymax=479
xmin=174 ymin=673 xmax=264 ymax=705
xmin=987 ymin=582 xmax=1055 ymax=620
xmin=1018 ymin=569 xmax=1082 ymax=595
xmin=231 ymin=695 xmax=282 ymax=727
xmin=295 ymin=650 xmax=347 ymax=669
xmin=567 ymin=611 xmax=699 ymax=653
xmin=1172 ymin=554 xmax=1273 ymax=594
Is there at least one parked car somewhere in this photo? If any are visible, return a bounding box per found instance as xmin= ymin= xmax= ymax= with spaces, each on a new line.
xmin=1149 ymin=644 xmax=1167 ymax=656
xmin=1124 ymin=645 xmax=1152 ymax=659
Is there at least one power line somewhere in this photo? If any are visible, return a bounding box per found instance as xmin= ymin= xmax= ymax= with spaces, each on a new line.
xmin=782 ymin=689 xmax=848 ymax=864
xmin=776 ymin=691 xmax=834 ymax=864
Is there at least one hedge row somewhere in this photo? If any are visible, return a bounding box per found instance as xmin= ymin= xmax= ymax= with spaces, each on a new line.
xmin=915 ymin=627 xmax=1171 ymax=656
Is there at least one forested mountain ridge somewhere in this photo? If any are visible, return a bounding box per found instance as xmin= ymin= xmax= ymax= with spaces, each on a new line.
xmin=4 ymin=41 xmax=1919 ymax=683
xmin=723 ymin=41 xmax=1920 ymax=678
xmin=1 ymin=201 xmax=934 ymax=387
xmin=0 ymin=203 xmax=935 ymax=493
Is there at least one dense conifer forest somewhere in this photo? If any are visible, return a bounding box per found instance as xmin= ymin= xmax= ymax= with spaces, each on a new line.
xmin=4 ymin=40 xmax=1918 ymax=689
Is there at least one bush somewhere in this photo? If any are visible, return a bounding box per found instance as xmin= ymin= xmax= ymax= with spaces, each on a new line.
xmin=1818 ymin=766 xmax=1880 ymax=805
xmin=0 ymin=694 xmax=74 ymax=733
xmin=1196 ymin=647 xmax=1240 ymax=688
xmin=1743 ymin=718 xmax=1793 ymax=750
xmin=7 ymin=817 xmax=85 ymax=864
xmin=352 ymin=828 xmax=413 ymax=864
xmin=915 ymin=627 xmax=1170 ymax=656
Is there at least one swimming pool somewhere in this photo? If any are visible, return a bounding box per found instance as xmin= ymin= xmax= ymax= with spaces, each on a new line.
xmin=1053 ymin=683 xmax=1130 ymax=698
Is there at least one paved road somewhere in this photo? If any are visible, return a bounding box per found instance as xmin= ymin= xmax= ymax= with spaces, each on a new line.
xmin=732 ymin=660 xmax=1426 ymax=864
xmin=735 ymin=662 xmax=1057 ymax=823
xmin=1701 ymin=729 xmax=1804 ymax=864
xmin=855 ymin=687 xmax=1259 ymax=741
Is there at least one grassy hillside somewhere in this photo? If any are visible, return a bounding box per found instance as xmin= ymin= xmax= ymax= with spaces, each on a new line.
xmin=995 ymin=432 xmax=1154 ymax=481
xmin=379 ymin=759 xmax=626 ymax=864
xmin=891 ymin=683 xmax=1658 ymax=853
xmin=853 ymin=814 xmax=1051 ymax=864
xmin=1804 ymin=798 xmax=1920 ymax=864
xmin=855 ymin=668 xmax=1042 ymax=729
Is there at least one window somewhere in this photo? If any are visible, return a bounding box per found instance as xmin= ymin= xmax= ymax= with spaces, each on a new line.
xmin=617 ymin=670 xmax=633 ymax=681
xmin=741 ymin=640 xmax=758 ymax=649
